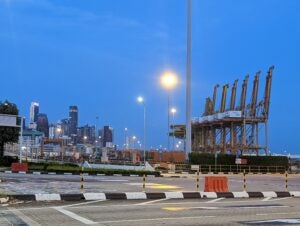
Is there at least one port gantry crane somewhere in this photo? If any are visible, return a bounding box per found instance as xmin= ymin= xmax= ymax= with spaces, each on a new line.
xmin=171 ymin=66 xmax=274 ymax=156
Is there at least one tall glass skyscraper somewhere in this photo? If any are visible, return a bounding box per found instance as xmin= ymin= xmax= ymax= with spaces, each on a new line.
xmin=36 ymin=113 xmax=49 ymax=137
xmin=69 ymin=106 xmax=78 ymax=143
xmin=29 ymin=102 xmax=39 ymax=129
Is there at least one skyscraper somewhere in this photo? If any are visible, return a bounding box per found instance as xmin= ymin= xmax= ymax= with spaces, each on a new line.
xmin=69 ymin=106 xmax=78 ymax=144
xmin=77 ymin=124 xmax=95 ymax=144
xmin=101 ymin=126 xmax=114 ymax=148
xmin=29 ymin=102 xmax=39 ymax=129
xmin=36 ymin=113 xmax=49 ymax=137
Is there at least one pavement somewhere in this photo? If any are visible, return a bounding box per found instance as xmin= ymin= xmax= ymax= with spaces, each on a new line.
xmin=0 ymin=172 xmax=299 ymax=225
xmin=1 ymin=172 xmax=299 ymax=194
xmin=0 ymin=172 xmax=299 ymax=203
xmin=0 ymin=197 xmax=300 ymax=225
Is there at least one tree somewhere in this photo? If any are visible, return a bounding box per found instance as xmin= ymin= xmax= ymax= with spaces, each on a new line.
xmin=0 ymin=100 xmax=20 ymax=160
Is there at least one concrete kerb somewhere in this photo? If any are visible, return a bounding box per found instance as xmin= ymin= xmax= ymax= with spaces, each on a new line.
xmin=2 ymin=191 xmax=299 ymax=203
xmin=1 ymin=171 xmax=159 ymax=177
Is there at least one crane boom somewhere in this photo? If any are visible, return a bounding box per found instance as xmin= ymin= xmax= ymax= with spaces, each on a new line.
xmin=239 ymin=75 xmax=249 ymax=115
xmin=230 ymin=80 xmax=238 ymax=110
xmin=212 ymin=84 xmax=219 ymax=113
xmin=250 ymin=72 xmax=260 ymax=117
xmin=263 ymin=66 xmax=274 ymax=119
xmin=220 ymin=84 xmax=229 ymax=112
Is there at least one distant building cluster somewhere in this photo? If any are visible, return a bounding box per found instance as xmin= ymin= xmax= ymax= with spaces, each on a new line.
xmin=24 ymin=101 xmax=114 ymax=148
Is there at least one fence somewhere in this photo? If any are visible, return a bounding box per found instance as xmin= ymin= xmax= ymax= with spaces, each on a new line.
xmin=158 ymin=163 xmax=287 ymax=174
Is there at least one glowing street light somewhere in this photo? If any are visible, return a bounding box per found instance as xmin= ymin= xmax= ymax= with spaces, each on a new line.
xmin=132 ymin=135 xmax=137 ymax=149
xmin=160 ymin=71 xmax=178 ymax=150
xmin=160 ymin=71 xmax=179 ymax=90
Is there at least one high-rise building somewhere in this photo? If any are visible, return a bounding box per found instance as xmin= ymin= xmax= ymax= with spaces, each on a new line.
xmin=60 ymin=118 xmax=69 ymax=137
xmin=77 ymin=124 xmax=95 ymax=144
xmin=29 ymin=102 xmax=39 ymax=129
xmin=69 ymin=106 xmax=78 ymax=143
xmin=49 ymin=124 xmax=55 ymax=139
xmin=36 ymin=113 xmax=49 ymax=137
xmin=101 ymin=126 xmax=114 ymax=148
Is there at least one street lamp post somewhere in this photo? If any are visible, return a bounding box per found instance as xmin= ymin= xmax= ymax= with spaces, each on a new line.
xmin=170 ymin=108 xmax=177 ymax=150
xmin=19 ymin=117 xmax=24 ymax=163
xmin=137 ymin=96 xmax=146 ymax=166
xmin=160 ymin=71 xmax=178 ymax=150
xmin=124 ymin=128 xmax=128 ymax=150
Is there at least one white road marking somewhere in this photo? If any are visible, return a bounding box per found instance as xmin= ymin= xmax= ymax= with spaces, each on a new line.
xmin=53 ymin=207 xmax=97 ymax=225
xmin=206 ymin=198 xmax=225 ymax=203
xmin=264 ymin=197 xmax=291 ymax=202
xmin=58 ymin=200 xmax=106 ymax=208
xmin=248 ymin=219 xmax=300 ymax=224
xmin=8 ymin=208 xmax=41 ymax=226
xmin=262 ymin=197 xmax=272 ymax=201
xmin=135 ymin=198 xmax=169 ymax=205
xmin=101 ymin=179 xmax=128 ymax=182
xmin=239 ymin=205 xmax=289 ymax=209
xmin=98 ymin=216 xmax=215 ymax=224
xmin=256 ymin=212 xmax=300 ymax=216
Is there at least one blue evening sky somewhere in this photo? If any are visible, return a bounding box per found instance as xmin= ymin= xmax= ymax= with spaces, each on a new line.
xmin=0 ymin=0 xmax=299 ymax=154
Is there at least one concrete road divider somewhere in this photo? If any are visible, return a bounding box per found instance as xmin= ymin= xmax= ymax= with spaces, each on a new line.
xmin=1 ymin=191 xmax=298 ymax=203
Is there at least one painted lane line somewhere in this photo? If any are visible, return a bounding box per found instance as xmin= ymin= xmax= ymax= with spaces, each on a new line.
xmin=98 ymin=216 xmax=215 ymax=224
xmin=247 ymin=219 xmax=300 ymax=224
xmin=8 ymin=208 xmax=41 ymax=226
xmin=263 ymin=197 xmax=291 ymax=202
xmin=262 ymin=197 xmax=272 ymax=201
xmin=256 ymin=212 xmax=300 ymax=216
xmin=135 ymin=198 xmax=169 ymax=205
xmin=60 ymin=200 xmax=106 ymax=208
xmin=53 ymin=207 xmax=97 ymax=225
xmin=206 ymin=198 xmax=225 ymax=203
xmin=162 ymin=206 xmax=220 ymax=211
xmin=238 ymin=205 xmax=289 ymax=209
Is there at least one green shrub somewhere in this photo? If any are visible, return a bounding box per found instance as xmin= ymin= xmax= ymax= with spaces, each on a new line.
xmin=189 ymin=152 xmax=288 ymax=168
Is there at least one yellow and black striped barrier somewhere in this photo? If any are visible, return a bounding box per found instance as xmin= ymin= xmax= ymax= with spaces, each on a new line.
xmin=142 ymin=174 xmax=146 ymax=192
xmin=81 ymin=166 xmax=84 ymax=193
xmin=243 ymin=169 xmax=246 ymax=192
xmin=285 ymin=170 xmax=288 ymax=191
xmin=196 ymin=170 xmax=200 ymax=191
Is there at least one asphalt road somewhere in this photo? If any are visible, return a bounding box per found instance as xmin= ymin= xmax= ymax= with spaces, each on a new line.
xmin=0 ymin=173 xmax=299 ymax=194
xmin=1 ymin=197 xmax=300 ymax=225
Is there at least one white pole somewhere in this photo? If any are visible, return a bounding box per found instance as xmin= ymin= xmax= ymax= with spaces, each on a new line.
xmin=143 ymin=103 xmax=146 ymax=167
xmin=186 ymin=0 xmax=192 ymax=159
xmin=19 ymin=117 xmax=23 ymax=163
xmin=167 ymin=94 xmax=170 ymax=151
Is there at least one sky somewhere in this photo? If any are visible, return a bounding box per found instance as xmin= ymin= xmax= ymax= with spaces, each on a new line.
xmin=0 ymin=0 xmax=299 ymax=155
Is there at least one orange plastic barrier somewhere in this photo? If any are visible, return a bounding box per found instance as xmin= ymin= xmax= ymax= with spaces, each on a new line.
xmin=11 ymin=163 xmax=28 ymax=172
xmin=204 ymin=176 xmax=228 ymax=192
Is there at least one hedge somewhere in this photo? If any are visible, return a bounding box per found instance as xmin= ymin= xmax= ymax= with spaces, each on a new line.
xmin=27 ymin=162 xmax=160 ymax=176
xmin=189 ymin=153 xmax=289 ymax=168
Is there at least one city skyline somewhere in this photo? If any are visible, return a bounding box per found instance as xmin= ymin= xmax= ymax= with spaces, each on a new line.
xmin=1 ymin=0 xmax=300 ymax=154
